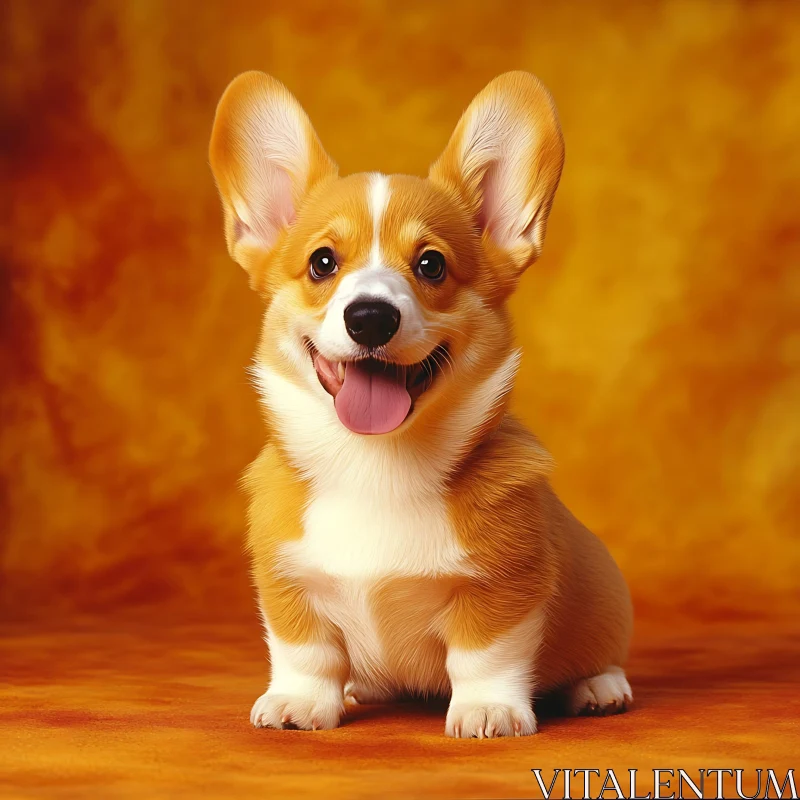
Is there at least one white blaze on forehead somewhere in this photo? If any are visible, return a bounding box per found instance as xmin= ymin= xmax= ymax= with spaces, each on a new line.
xmin=368 ymin=173 xmax=391 ymax=268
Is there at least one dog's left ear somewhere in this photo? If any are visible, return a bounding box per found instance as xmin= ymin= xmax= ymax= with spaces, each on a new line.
xmin=209 ymin=71 xmax=337 ymax=286
xmin=429 ymin=72 xmax=564 ymax=290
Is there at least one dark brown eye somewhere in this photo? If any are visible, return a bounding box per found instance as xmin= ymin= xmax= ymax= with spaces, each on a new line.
xmin=309 ymin=247 xmax=338 ymax=280
xmin=415 ymin=250 xmax=446 ymax=282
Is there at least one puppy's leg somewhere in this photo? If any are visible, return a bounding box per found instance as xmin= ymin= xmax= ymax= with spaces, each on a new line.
xmin=251 ymin=593 xmax=348 ymax=731
xmin=444 ymin=607 xmax=543 ymax=739
xmin=565 ymin=665 xmax=633 ymax=716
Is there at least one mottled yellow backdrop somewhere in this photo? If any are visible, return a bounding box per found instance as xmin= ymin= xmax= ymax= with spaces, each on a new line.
xmin=2 ymin=0 xmax=799 ymax=626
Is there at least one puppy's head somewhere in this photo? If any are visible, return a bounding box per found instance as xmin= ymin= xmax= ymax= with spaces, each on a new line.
xmin=210 ymin=72 xmax=563 ymax=443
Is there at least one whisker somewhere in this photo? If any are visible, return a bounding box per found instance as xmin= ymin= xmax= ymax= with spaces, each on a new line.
xmin=432 ymin=346 xmax=456 ymax=379
xmin=442 ymin=348 xmax=457 ymax=376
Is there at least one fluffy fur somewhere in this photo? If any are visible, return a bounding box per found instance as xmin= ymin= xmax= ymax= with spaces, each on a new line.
xmin=209 ymin=70 xmax=633 ymax=737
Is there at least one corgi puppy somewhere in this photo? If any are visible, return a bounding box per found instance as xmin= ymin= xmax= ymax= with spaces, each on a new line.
xmin=209 ymin=71 xmax=633 ymax=738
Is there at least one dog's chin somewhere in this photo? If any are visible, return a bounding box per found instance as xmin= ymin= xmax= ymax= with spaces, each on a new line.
xmin=305 ymin=340 xmax=449 ymax=436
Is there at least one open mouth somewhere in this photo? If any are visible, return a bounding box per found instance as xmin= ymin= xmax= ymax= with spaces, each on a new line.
xmin=308 ymin=341 xmax=448 ymax=435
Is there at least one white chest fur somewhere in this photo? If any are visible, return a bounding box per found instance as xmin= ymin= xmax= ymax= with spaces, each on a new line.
xmin=285 ymin=487 xmax=466 ymax=579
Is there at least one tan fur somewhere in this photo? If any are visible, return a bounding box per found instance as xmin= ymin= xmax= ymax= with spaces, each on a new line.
xmin=242 ymin=445 xmax=319 ymax=645
xmin=210 ymin=70 xmax=633 ymax=736
xmin=445 ymin=416 xmax=631 ymax=682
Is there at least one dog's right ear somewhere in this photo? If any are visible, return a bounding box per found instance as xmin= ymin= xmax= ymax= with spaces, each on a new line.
xmin=429 ymin=72 xmax=564 ymax=296
xmin=209 ymin=72 xmax=337 ymax=285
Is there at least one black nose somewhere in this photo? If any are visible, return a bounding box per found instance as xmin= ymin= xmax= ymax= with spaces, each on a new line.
xmin=344 ymin=300 xmax=401 ymax=347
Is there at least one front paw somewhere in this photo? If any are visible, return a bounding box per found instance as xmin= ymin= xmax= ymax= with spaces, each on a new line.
xmin=250 ymin=691 xmax=343 ymax=731
xmin=445 ymin=702 xmax=537 ymax=739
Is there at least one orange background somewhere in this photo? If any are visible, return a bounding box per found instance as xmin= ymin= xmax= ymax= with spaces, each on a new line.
xmin=2 ymin=2 xmax=799 ymax=796
xmin=3 ymin=0 xmax=798 ymax=625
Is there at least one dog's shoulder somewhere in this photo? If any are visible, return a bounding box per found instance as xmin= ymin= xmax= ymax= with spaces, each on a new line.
xmin=446 ymin=414 xmax=559 ymax=570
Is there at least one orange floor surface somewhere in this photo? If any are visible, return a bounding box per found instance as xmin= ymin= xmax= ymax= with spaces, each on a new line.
xmin=2 ymin=616 xmax=798 ymax=799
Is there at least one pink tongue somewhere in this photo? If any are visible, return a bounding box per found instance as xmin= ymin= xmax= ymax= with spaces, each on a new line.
xmin=335 ymin=362 xmax=411 ymax=435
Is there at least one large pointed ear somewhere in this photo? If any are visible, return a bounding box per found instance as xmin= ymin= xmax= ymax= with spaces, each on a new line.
xmin=429 ymin=72 xmax=564 ymax=285
xmin=209 ymin=71 xmax=337 ymax=279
